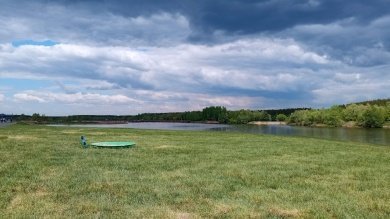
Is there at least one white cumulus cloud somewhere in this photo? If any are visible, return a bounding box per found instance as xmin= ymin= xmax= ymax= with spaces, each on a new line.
xmin=0 ymin=37 xmax=330 ymax=94
xmin=13 ymin=91 xmax=139 ymax=105
xmin=3 ymin=33 xmax=389 ymax=112
xmin=14 ymin=93 xmax=46 ymax=103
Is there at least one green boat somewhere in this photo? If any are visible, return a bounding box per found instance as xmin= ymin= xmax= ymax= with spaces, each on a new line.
xmin=91 ymin=141 xmax=136 ymax=148
xmin=80 ymin=136 xmax=135 ymax=148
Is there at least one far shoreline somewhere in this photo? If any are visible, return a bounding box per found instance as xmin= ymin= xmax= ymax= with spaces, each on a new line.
xmin=248 ymin=121 xmax=287 ymax=125
xmin=21 ymin=119 xmax=390 ymax=129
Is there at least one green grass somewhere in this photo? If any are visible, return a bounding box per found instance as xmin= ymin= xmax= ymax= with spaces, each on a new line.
xmin=0 ymin=124 xmax=389 ymax=218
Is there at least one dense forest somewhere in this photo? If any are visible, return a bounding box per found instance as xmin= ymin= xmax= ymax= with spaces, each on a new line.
xmin=12 ymin=106 xmax=305 ymax=125
xmin=9 ymin=98 xmax=390 ymax=128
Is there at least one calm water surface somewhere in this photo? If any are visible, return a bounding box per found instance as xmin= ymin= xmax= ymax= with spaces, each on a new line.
xmin=52 ymin=122 xmax=390 ymax=146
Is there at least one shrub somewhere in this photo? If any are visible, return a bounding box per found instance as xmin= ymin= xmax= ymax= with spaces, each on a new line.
xmin=386 ymin=102 xmax=390 ymax=121
xmin=276 ymin=114 xmax=287 ymax=121
xmin=288 ymin=110 xmax=310 ymax=126
xmin=343 ymin=104 xmax=367 ymax=121
xmin=319 ymin=106 xmax=342 ymax=127
xmin=360 ymin=105 xmax=386 ymax=128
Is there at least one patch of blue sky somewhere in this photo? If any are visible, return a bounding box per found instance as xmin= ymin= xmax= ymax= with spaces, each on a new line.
xmin=12 ymin=39 xmax=59 ymax=47
xmin=0 ymin=78 xmax=52 ymax=90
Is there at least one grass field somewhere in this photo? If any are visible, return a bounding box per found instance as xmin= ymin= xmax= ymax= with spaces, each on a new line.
xmin=0 ymin=124 xmax=389 ymax=218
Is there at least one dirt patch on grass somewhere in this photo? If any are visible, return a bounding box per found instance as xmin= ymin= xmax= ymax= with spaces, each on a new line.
xmin=7 ymin=188 xmax=49 ymax=210
xmin=213 ymin=203 xmax=260 ymax=217
xmin=40 ymin=168 xmax=62 ymax=181
xmin=161 ymin=170 xmax=187 ymax=180
xmin=215 ymin=203 xmax=235 ymax=215
xmin=268 ymin=207 xmax=302 ymax=218
xmin=8 ymin=135 xmax=38 ymax=141
xmin=168 ymin=211 xmax=198 ymax=219
xmin=176 ymin=212 xmax=192 ymax=219
xmin=61 ymin=130 xmax=107 ymax=136
xmin=8 ymin=194 xmax=23 ymax=210
xmin=61 ymin=130 xmax=83 ymax=134
xmin=76 ymin=201 xmax=101 ymax=214
xmin=34 ymin=188 xmax=49 ymax=197
xmin=155 ymin=145 xmax=179 ymax=149
xmin=89 ymin=132 xmax=108 ymax=136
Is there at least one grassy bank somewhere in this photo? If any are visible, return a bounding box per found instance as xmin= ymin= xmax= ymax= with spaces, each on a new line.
xmin=0 ymin=124 xmax=389 ymax=218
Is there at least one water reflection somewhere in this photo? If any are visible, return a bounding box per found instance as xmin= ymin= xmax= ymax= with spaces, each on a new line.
xmin=50 ymin=122 xmax=390 ymax=146
xmin=225 ymin=125 xmax=390 ymax=146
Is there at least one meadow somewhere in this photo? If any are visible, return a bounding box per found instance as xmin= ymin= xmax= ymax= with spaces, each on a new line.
xmin=0 ymin=124 xmax=389 ymax=218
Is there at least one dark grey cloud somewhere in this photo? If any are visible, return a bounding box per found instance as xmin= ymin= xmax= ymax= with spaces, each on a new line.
xmin=5 ymin=0 xmax=389 ymax=37
xmin=280 ymin=15 xmax=390 ymax=67
xmin=2 ymin=1 xmax=389 ymax=54
xmin=0 ymin=0 xmax=190 ymax=46
xmin=3 ymin=0 xmax=388 ymax=64
xmin=190 ymin=0 xmax=389 ymax=33
xmin=0 ymin=0 xmax=389 ymax=115
xmin=86 ymin=0 xmax=390 ymax=41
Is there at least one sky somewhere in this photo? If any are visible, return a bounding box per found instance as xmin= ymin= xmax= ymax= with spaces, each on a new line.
xmin=0 ymin=0 xmax=389 ymax=116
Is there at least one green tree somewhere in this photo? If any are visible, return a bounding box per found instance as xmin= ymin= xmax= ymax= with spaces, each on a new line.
xmin=360 ymin=105 xmax=386 ymax=128
xmin=386 ymin=102 xmax=390 ymax=121
xmin=17 ymin=114 xmax=28 ymax=121
xmin=252 ymin=111 xmax=271 ymax=121
xmin=276 ymin=114 xmax=287 ymax=121
xmin=288 ymin=110 xmax=308 ymax=125
xmin=322 ymin=106 xmax=343 ymax=127
xmin=202 ymin=106 xmax=228 ymax=123
xmin=343 ymin=104 xmax=366 ymax=121
xmin=236 ymin=109 xmax=252 ymax=124
xmin=31 ymin=113 xmax=41 ymax=122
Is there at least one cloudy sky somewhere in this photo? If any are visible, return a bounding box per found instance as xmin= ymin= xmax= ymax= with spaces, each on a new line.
xmin=0 ymin=0 xmax=389 ymax=115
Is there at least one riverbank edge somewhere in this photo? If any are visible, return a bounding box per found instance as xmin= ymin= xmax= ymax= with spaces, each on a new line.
xmin=248 ymin=120 xmax=390 ymax=129
xmin=18 ymin=119 xmax=390 ymax=129
xmin=248 ymin=121 xmax=287 ymax=125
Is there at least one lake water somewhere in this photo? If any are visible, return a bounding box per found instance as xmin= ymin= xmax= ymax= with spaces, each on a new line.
xmin=51 ymin=122 xmax=390 ymax=146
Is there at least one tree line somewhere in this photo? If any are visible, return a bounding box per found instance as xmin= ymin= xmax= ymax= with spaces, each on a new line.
xmin=14 ymin=98 xmax=390 ymax=128
xmin=15 ymin=106 xmax=305 ymax=125
xmin=288 ymin=103 xmax=390 ymax=128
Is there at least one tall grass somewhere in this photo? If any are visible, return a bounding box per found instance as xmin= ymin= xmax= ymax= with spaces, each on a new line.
xmin=0 ymin=124 xmax=389 ymax=218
